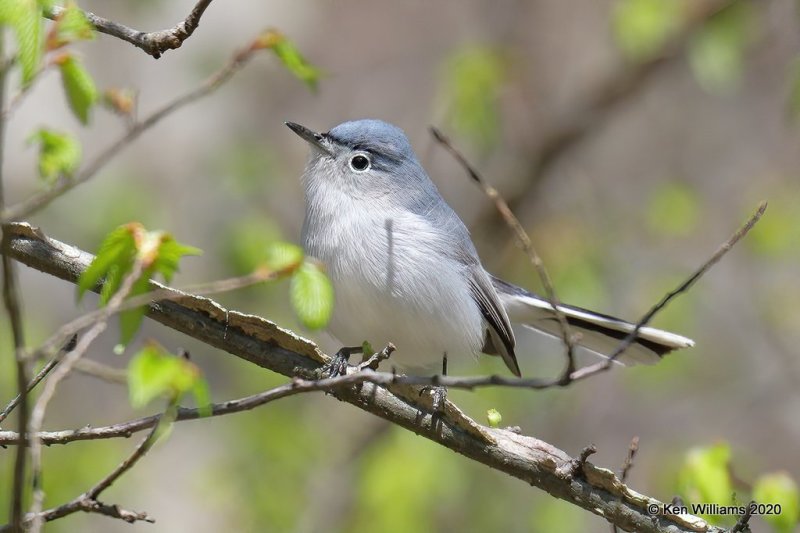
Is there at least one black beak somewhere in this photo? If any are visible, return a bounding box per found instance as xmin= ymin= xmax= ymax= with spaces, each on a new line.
xmin=285 ymin=122 xmax=332 ymax=155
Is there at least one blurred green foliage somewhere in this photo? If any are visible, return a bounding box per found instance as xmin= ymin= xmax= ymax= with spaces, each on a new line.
xmin=0 ymin=0 xmax=50 ymax=84
xmin=47 ymin=2 xmax=94 ymax=47
xmin=290 ymin=260 xmax=334 ymax=330
xmin=647 ymin=181 xmax=700 ymax=237
xmin=254 ymin=29 xmax=322 ymax=92
xmin=746 ymin=190 xmax=800 ymax=257
xmin=351 ymin=428 xmax=465 ymax=533
xmin=612 ymin=0 xmax=681 ymax=61
xmin=78 ymin=223 xmax=201 ymax=347
xmin=677 ymin=442 xmax=734 ymax=525
xmin=688 ymin=2 xmax=755 ymax=94
xmin=440 ymin=45 xmax=505 ymax=150
xmin=676 ymin=443 xmax=800 ymax=531
xmin=531 ymin=217 xmax=608 ymax=310
xmin=27 ymin=128 xmax=80 ymax=182
xmin=486 ymin=408 xmax=502 ymax=428
xmin=614 ymin=0 xmax=758 ymax=94
xmin=57 ymin=53 xmax=98 ymax=124
xmin=128 ymin=342 xmax=211 ymax=415
xmin=223 ymin=215 xmax=286 ymax=274
xmin=753 ymin=472 xmax=800 ymax=533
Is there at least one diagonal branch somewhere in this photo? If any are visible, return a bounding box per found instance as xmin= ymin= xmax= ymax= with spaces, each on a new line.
xmin=431 ymin=126 xmax=578 ymax=381
xmin=28 ymin=259 xmax=146 ymax=531
xmin=477 ymin=0 xmax=736 ymax=240
xmin=0 ymin=36 xmax=260 ymax=224
xmin=4 ymin=405 xmax=176 ymax=532
xmin=0 ymin=221 xmax=729 ymax=533
xmin=45 ymin=1 xmax=215 ymax=59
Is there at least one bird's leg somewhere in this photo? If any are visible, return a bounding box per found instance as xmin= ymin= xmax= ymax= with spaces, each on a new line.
xmin=321 ymin=346 xmax=363 ymax=378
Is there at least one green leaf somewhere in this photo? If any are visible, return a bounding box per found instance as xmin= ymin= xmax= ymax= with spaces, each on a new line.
xmin=290 ymin=260 xmax=334 ymax=330
xmin=57 ymin=53 xmax=98 ymax=124
xmin=80 ymin=224 xmax=199 ymax=346
xmin=150 ymin=234 xmax=202 ymax=283
xmin=646 ymin=181 xmax=700 ymax=237
xmin=677 ymin=442 xmax=734 ymax=524
xmin=191 ymin=378 xmax=212 ymax=418
xmin=27 ymin=128 xmax=81 ymax=182
xmin=118 ymin=270 xmax=152 ymax=347
xmin=49 ymin=2 xmax=95 ymax=48
xmin=486 ymin=408 xmax=502 ymax=428
xmin=361 ymin=341 xmax=374 ymax=358
xmin=441 ymin=46 xmax=505 ymax=149
xmin=753 ymin=472 xmax=800 ymax=533
xmin=613 ymin=0 xmax=681 ymax=61
xmin=128 ymin=343 xmax=204 ymax=409
xmin=78 ymin=223 xmax=140 ymax=300
xmin=257 ymin=29 xmax=321 ymax=91
xmin=263 ymin=241 xmax=304 ymax=272
xmin=688 ymin=2 xmax=754 ymax=94
xmin=0 ymin=0 xmax=44 ymax=85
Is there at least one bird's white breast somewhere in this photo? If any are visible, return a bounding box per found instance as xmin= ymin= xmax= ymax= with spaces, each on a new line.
xmin=302 ymin=187 xmax=485 ymax=370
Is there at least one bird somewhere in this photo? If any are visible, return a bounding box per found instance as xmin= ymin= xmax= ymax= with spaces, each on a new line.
xmin=286 ymin=119 xmax=694 ymax=377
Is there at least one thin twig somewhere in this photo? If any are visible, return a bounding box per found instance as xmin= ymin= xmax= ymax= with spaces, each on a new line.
xmin=5 ymin=404 xmax=177 ymax=532
xmin=1 ymin=37 xmax=260 ymax=223
xmin=430 ymin=126 xmax=578 ymax=381
xmin=612 ymin=436 xmax=640 ymax=533
xmin=72 ymin=359 xmax=127 ymax=385
xmin=620 ymin=436 xmax=639 ymax=483
xmin=730 ymin=501 xmax=755 ymax=533
xmin=84 ymin=404 xmax=175 ymax=500
xmin=0 ymin=366 xmax=404 ymax=446
xmin=0 ymin=28 xmax=31 ymax=532
xmin=0 ymin=267 xmax=285 ymax=423
xmin=0 ymin=335 xmax=75 ymax=424
xmin=45 ymin=0 xmax=214 ymax=59
xmin=569 ymin=201 xmax=768 ymax=383
xmin=25 ymin=265 xmax=285 ymax=367
xmin=28 ymin=260 xmax=145 ymax=531
xmin=480 ymin=0 xmax=736 ymax=240
xmin=0 ymin=65 xmax=53 ymax=120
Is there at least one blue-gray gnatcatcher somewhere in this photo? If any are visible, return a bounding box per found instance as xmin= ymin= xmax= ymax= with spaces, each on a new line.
xmin=286 ymin=119 xmax=693 ymax=376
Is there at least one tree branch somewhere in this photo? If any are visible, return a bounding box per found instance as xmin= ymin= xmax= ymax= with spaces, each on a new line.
xmin=476 ymin=0 xmax=736 ymax=240
xmin=431 ymin=126 xmax=578 ymax=380
xmin=2 ymin=406 xmax=176 ymax=532
xmin=0 ymin=36 xmax=260 ymax=224
xmin=28 ymin=259 xmax=146 ymax=531
xmin=45 ymin=1 xmax=214 ymax=59
xmin=0 ymin=28 xmax=30 ymax=533
xmin=0 ymin=222 xmax=728 ymax=533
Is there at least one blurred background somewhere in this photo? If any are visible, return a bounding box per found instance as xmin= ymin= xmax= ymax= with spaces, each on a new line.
xmin=2 ymin=0 xmax=800 ymax=531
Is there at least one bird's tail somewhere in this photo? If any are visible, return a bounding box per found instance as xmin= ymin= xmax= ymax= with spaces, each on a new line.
xmin=491 ymin=276 xmax=694 ymax=365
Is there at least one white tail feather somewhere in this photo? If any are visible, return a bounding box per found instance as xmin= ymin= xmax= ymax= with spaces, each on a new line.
xmin=492 ymin=278 xmax=694 ymax=365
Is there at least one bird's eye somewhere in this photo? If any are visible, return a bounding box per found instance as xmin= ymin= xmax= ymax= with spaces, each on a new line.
xmin=349 ymin=154 xmax=371 ymax=172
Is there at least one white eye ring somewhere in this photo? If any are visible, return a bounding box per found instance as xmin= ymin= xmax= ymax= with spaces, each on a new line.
xmin=349 ymin=154 xmax=371 ymax=172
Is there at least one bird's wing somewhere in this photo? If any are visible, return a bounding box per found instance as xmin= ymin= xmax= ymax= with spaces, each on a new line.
xmin=469 ymin=268 xmax=520 ymax=376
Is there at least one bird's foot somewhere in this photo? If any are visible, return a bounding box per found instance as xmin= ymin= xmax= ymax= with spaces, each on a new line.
xmin=420 ymin=384 xmax=448 ymax=415
xmin=320 ymin=346 xmax=362 ymax=378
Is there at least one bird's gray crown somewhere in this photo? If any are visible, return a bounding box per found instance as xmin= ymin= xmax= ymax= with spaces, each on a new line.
xmin=326 ymin=119 xmax=414 ymax=162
